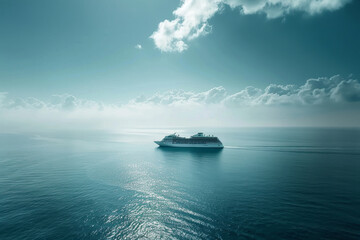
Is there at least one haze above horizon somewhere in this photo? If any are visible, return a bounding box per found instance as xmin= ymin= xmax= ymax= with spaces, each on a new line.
xmin=1 ymin=0 xmax=359 ymax=130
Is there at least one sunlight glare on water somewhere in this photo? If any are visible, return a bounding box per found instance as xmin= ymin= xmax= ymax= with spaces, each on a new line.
xmin=0 ymin=128 xmax=359 ymax=239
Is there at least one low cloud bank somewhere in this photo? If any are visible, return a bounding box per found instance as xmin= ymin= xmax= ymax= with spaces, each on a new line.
xmin=130 ymin=75 xmax=360 ymax=106
xmin=1 ymin=75 xmax=359 ymax=132
xmin=151 ymin=0 xmax=352 ymax=52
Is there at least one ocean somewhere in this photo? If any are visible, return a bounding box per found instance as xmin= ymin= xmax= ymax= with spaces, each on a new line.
xmin=0 ymin=128 xmax=359 ymax=240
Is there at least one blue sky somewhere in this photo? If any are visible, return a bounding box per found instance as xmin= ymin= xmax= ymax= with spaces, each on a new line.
xmin=0 ymin=0 xmax=359 ymax=129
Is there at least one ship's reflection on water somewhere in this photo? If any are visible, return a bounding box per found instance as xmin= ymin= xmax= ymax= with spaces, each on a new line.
xmin=2 ymin=129 xmax=360 ymax=239
xmin=156 ymin=147 xmax=223 ymax=162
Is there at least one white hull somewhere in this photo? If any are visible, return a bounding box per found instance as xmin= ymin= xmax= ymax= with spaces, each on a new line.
xmin=154 ymin=141 xmax=223 ymax=148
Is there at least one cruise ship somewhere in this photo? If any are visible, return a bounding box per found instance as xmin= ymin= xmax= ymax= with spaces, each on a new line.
xmin=154 ymin=132 xmax=224 ymax=148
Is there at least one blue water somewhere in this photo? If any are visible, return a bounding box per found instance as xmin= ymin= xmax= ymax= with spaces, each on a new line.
xmin=0 ymin=128 xmax=359 ymax=240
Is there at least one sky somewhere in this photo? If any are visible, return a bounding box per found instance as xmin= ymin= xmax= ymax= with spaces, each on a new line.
xmin=1 ymin=0 xmax=360 ymax=131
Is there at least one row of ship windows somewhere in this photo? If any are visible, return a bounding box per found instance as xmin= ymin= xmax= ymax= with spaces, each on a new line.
xmin=171 ymin=139 xmax=220 ymax=144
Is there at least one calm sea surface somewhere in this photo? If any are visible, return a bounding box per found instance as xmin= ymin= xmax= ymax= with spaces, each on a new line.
xmin=0 ymin=128 xmax=359 ymax=240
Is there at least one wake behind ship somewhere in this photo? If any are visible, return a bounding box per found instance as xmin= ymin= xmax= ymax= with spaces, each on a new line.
xmin=155 ymin=132 xmax=224 ymax=148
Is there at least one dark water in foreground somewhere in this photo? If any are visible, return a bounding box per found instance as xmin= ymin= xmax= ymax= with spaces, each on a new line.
xmin=0 ymin=128 xmax=360 ymax=240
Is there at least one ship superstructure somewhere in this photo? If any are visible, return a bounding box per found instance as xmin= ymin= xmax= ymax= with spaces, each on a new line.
xmin=154 ymin=132 xmax=224 ymax=148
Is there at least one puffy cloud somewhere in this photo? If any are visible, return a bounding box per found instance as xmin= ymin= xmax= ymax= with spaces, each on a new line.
xmin=135 ymin=44 xmax=142 ymax=49
xmin=0 ymin=93 xmax=104 ymax=111
xmin=150 ymin=0 xmax=219 ymax=52
xmin=130 ymin=86 xmax=227 ymax=105
xmin=330 ymin=79 xmax=360 ymax=102
xmin=222 ymin=86 xmax=262 ymax=106
xmin=0 ymin=75 xmax=359 ymax=132
xmin=225 ymin=0 xmax=351 ymax=16
xmin=130 ymin=75 xmax=360 ymax=106
xmin=151 ymin=0 xmax=352 ymax=52
xmin=1 ymin=76 xmax=359 ymax=112
xmin=1 ymin=96 xmax=46 ymax=110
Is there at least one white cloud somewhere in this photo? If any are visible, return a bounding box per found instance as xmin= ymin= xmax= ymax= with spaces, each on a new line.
xmin=150 ymin=0 xmax=219 ymax=52
xmin=0 ymin=75 xmax=359 ymax=132
xmin=330 ymin=79 xmax=360 ymax=102
xmin=0 ymin=94 xmax=104 ymax=111
xmin=1 ymin=76 xmax=359 ymax=111
xmin=131 ymin=86 xmax=227 ymax=105
xmin=135 ymin=44 xmax=142 ymax=49
xmin=151 ymin=0 xmax=352 ymax=52
xmin=130 ymin=75 xmax=360 ymax=106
